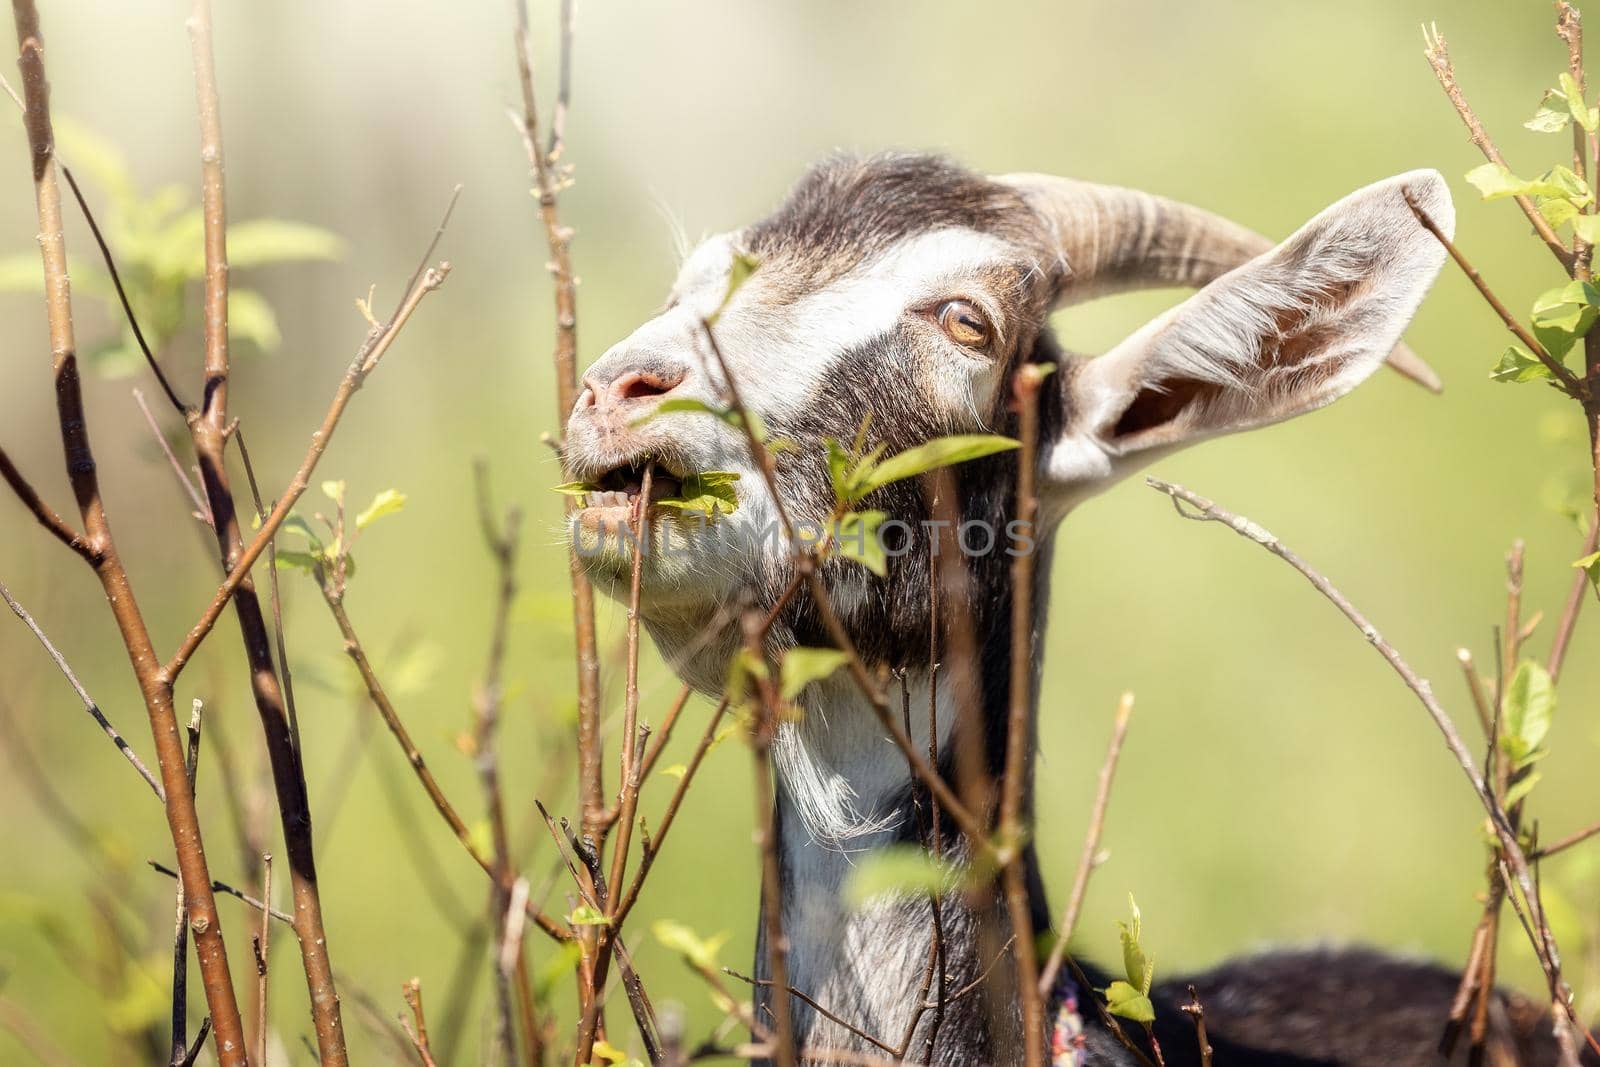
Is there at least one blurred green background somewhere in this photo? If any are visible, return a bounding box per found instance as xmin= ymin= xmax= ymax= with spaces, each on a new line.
xmin=1 ymin=1 xmax=1598 ymax=1063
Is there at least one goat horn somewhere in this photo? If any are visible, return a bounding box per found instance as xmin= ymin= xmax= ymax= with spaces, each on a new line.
xmin=997 ymin=173 xmax=1442 ymax=392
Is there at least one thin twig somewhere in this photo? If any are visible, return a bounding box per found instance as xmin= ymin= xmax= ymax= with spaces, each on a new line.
xmin=1422 ymin=24 xmax=1576 ymax=271
xmin=1148 ymin=476 xmax=1591 ymax=1054
xmin=1403 ymin=189 xmax=1585 ymax=398
xmin=401 ymin=978 xmax=439 ymax=1067
xmin=133 ymin=389 xmax=211 ymax=526
xmin=1180 ymin=986 xmax=1213 ymax=1067
xmin=148 ymin=861 xmax=294 ymax=925
xmin=1001 ymin=365 xmax=1047 ymax=1067
xmin=0 ymin=578 xmax=164 ymax=799
xmin=8 ymin=5 xmax=247 ymax=1052
xmin=170 ymin=700 xmax=203 ymax=1067
xmin=254 ymin=853 xmax=272 ymax=1067
xmin=1038 ymin=691 xmax=1133 ymax=997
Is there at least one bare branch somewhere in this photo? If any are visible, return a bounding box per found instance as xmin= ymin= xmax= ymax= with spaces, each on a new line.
xmin=1038 ymin=691 xmax=1133 ymax=997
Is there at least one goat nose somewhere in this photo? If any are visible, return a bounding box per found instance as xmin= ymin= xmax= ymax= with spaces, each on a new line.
xmin=592 ymin=366 xmax=686 ymax=411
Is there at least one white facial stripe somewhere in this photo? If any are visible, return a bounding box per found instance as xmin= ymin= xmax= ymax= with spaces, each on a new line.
xmin=689 ymin=227 xmax=1017 ymax=420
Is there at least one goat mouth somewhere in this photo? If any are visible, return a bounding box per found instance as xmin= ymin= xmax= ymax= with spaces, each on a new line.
xmin=576 ymin=460 xmax=685 ymax=525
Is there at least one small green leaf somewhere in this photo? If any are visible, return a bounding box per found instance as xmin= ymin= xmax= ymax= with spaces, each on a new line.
xmin=1500 ymin=661 xmax=1555 ymax=769
xmin=854 ymin=435 xmax=1019 ymax=497
xmin=843 ymin=845 xmax=958 ymax=908
xmin=552 ymin=481 xmax=598 ymax=498
xmin=355 ymin=488 xmax=407 ymax=529
xmin=1560 ymin=73 xmax=1599 ymax=132
xmin=321 ymin=479 xmax=346 ymax=505
xmin=1465 ymin=163 xmax=1593 ymax=205
xmin=1526 ymin=91 xmax=1573 ymax=134
xmin=1575 ymin=216 xmax=1600 ymax=245
xmin=567 ymin=904 xmax=610 ymax=927
xmin=1574 ymin=549 xmax=1600 ymax=592
xmin=654 ymin=472 xmax=740 ymax=516
xmin=274 ymin=549 xmax=322 ymax=572
xmin=651 ymin=919 xmax=729 ymax=971
xmin=1117 ymin=894 xmax=1153 ymax=992
xmin=1502 ymin=769 xmax=1542 ymax=810
xmin=1490 ymin=345 xmax=1557 ymax=384
xmin=659 ymin=763 xmax=687 ymax=780
xmin=779 ymin=647 xmax=850 ymax=701
xmin=1102 ymin=980 xmax=1156 ymax=1025
xmin=589 ymin=1039 xmax=631 ymax=1066
xmin=834 ymin=510 xmax=887 ymax=576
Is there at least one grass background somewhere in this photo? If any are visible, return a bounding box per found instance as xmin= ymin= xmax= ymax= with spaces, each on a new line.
xmin=1 ymin=1 xmax=1597 ymax=1061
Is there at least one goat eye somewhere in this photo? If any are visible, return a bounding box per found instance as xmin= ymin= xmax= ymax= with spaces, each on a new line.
xmin=935 ymin=300 xmax=992 ymax=349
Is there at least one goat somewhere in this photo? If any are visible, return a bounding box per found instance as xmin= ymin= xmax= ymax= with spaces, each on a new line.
xmin=561 ymin=154 xmax=1579 ymax=1066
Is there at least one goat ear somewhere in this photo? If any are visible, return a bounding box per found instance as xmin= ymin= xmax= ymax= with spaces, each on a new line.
xmin=1045 ymin=170 xmax=1452 ymax=500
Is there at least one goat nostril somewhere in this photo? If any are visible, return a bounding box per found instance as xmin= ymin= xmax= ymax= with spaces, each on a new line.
xmin=609 ymin=369 xmax=683 ymax=405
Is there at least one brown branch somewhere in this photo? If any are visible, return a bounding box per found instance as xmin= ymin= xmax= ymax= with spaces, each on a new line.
xmin=401 ymin=978 xmax=439 ymax=1067
xmin=1403 ymin=188 xmax=1586 ymax=398
xmin=0 ymin=447 xmax=93 ymax=560
xmin=746 ymin=614 xmax=797 ymax=1067
xmin=1 ymin=578 xmax=165 ymax=798
xmin=169 ymin=701 xmax=202 ymax=1067
xmin=724 ymin=970 xmax=898 ymax=1058
xmin=1147 ymin=476 xmax=1590 ymax=1054
xmin=163 ymin=254 xmax=450 ymax=682
xmin=1534 ymin=817 xmax=1600 ymax=860
xmin=1180 ymin=986 xmax=1213 ymax=1067
xmin=315 ymin=580 xmax=569 ymax=944
xmin=1547 ymin=517 xmax=1598 ymax=682
xmin=1001 ymin=365 xmax=1047 ymax=1067
xmin=253 ymin=852 xmax=272 ymax=1067
xmin=8 ymin=4 xmax=248 ymax=1057
xmin=1038 ymin=691 xmax=1133 ymax=997
xmin=185 ymin=3 xmax=347 ymax=1058
xmin=512 ymin=0 xmax=602 ymax=838
xmin=470 ymin=461 xmax=537 ymax=1067
xmin=1422 ymin=24 xmax=1577 ymax=271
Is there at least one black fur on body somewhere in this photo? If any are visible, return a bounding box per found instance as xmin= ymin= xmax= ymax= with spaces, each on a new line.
xmin=562 ymin=154 xmax=1588 ymax=1065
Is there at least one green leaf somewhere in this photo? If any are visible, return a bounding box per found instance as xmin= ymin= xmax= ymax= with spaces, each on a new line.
xmin=1465 ymin=163 xmax=1593 ymax=205
xmin=1541 ymin=196 xmax=1582 ymax=229
xmin=1575 ymin=215 xmax=1600 ymax=245
xmin=566 ymin=904 xmax=610 ymax=927
xmin=1502 ymin=769 xmax=1543 ymax=810
xmin=1117 ymin=894 xmax=1153 ymax=992
xmin=1574 ymin=549 xmax=1600 ymax=592
xmin=228 ymin=288 xmax=281 ymax=351
xmin=1560 ymin=72 xmax=1599 ymax=132
xmin=355 ymin=488 xmax=407 ymax=529
xmin=552 ymin=481 xmax=598 ymax=499
xmin=589 ymin=1039 xmax=631 ymax=1066
xmin=224 ymin=219 xmax=344 ymax=268
xmin=707 ymin=251 xmax=760 ymax=326
xmin=1526 ymin=91 xmax=1573 ymax=134
xmin=1490 ymin=345 xmax=1557 ymax=384
xmin=54 ymin=117 xmax=137 ymax=206
xmin=779 ymin=647 xmax=850 ymax=701
xmin=274 ymin=549 xmax=322 ymax=572
xmin=834 ymin=510 xmax=887 ymax=576
xmin=1102 ymin=980 xmax=1156 ymax=1025
xmin=654 ymin=472 xmax=740 ymax=516
xmin=1500 ymin=660 xmax=1555 ymax=769
xmin=854 ymin=435 xmax=1019 ymax=497
xmin=659 ymin=763 xmax=687 ymax=780
xmin=321 ymin=479 xmax=346 ymax=505
xmin=843 ymin=845 xmax=957 ymax=908
xmin=651 ymin=919 xmax=729 ymax=971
